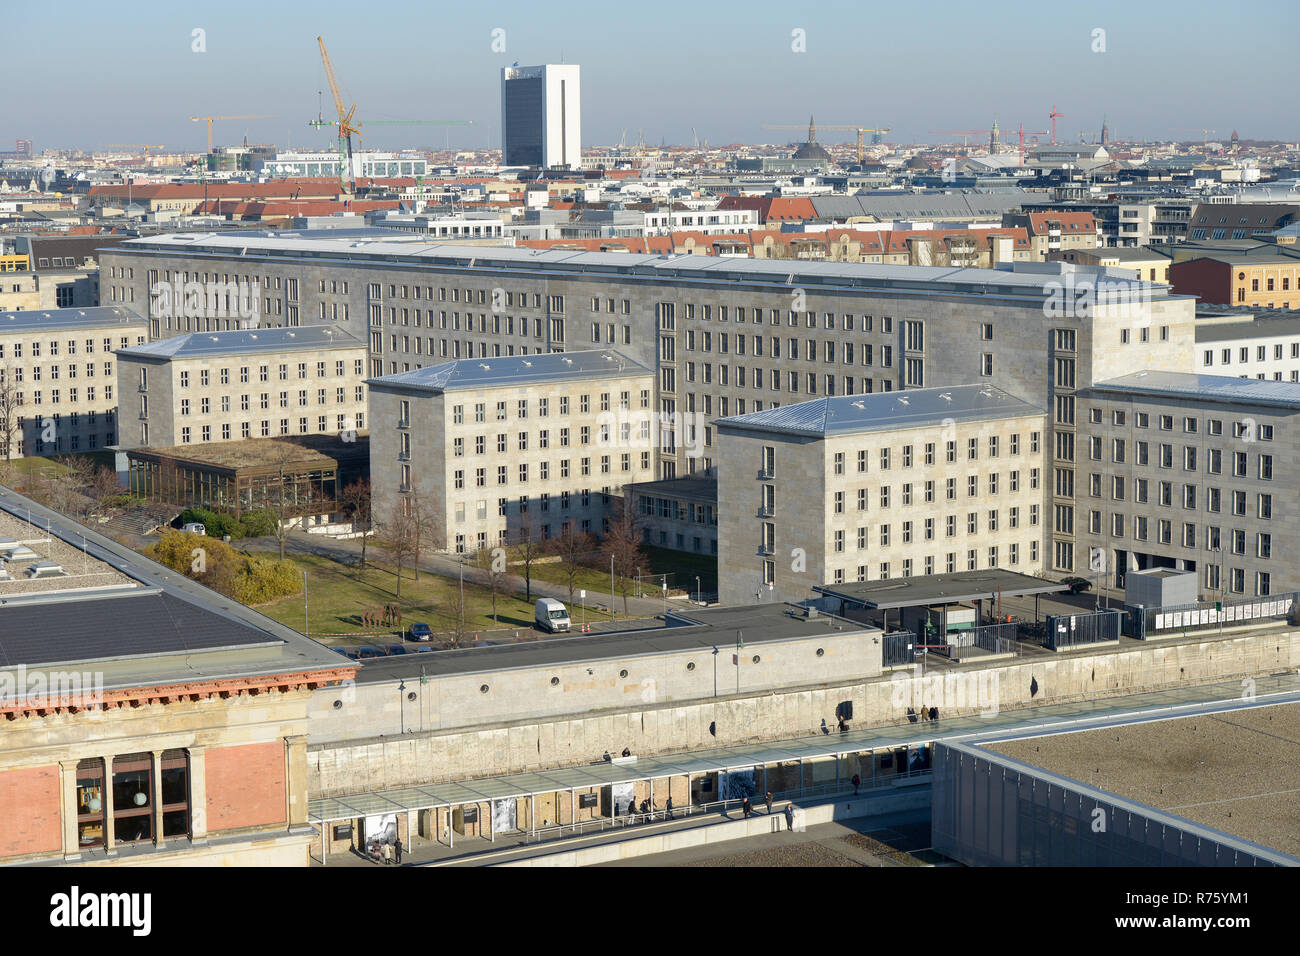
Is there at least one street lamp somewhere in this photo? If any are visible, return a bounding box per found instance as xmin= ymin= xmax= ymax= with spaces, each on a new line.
xmin=695 ymin=576 xmax=701 ymax=604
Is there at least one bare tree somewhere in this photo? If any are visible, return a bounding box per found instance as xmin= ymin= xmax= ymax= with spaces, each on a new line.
xmin=84 ymin=464 xmax=123 ymax=524
xmin=550 ymin=522 xmax=594 ymax=606
xmin=338 ymin=478 xmax=372 ymax=567
xmin=474 ymin=541 xmax=507 ymax=627
xmin=0 ymin=365 xmax=21 ymax=466
xmin=602 ymin=490 xmax=645 ymax=617
xmin=515 ymin=512 xmax=544 ymax=603
xmin=376 ymin=494 xmax=419 ymax=599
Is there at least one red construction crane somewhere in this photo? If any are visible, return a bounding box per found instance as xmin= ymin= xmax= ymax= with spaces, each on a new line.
xmin=1049 ymin=107 xmax=1066 ymax=146
xmin=1013 ymin=123 xmax=1048 ymax=158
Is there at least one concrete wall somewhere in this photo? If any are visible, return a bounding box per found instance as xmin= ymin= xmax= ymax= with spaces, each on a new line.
xmin=308 ymin=626 xmax=1300 ymax=798
xmin=307 ymin=628 xmax=882 ymax=742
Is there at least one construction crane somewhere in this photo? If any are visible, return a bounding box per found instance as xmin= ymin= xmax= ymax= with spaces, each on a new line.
xmin=312 ymin=35 xmax=472 ymax=192
xmin=1049 ymin=107 xmax=1065 ymax=146
xmin=188 ymin=115 xmax=276 ymax=153
xmin=929 ymin=129 xmax=991 ymax=148
xmin=761 ymin=121 xmax=890 ymax=164
xmin=1174 ymin=128 xmax=1218 ymax=153
xmin=1012 ymin=123 xmax=1049 ymax=159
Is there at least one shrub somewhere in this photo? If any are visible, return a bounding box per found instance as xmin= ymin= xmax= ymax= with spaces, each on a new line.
xmin=238 ymin=509 xmax=278 ymax=539
xmin=176 ymin=507 xmax=240 ymax=539
xmin=149 ymin=530 xmax=299 ymax=604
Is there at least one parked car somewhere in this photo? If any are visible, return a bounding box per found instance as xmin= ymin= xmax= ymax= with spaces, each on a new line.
xmin=1061 ymin=576 xmax=1093 ymax=595
xmin=181 ymin=522 xmax=207 ymax=536
xmin=409 ymin=621 xmax=433 ymax=642
xmin=387 ymin=643 xmax=407 ymax=656
xmin=358 ymin=645 xmax=383 ymax=659
xmin=413 ymin=645 xmax=434 ymax=654
xmin=341 ymin=647 xmax=361 ymax=661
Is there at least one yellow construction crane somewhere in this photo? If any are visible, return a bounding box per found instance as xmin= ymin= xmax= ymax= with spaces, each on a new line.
xmin=106 ymin=144 xmax=166 ymax=158
xmin=761 ymin=121 xmax=890 ymax=164
xmin=316 ymin=35 xmax=363 ymax=194
xmin=188 ymin=115 xmax=277 ymax=153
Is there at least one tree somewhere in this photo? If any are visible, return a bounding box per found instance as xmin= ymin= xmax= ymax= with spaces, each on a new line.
xmin=84 ymin=464 xmax=123 ymax=524
xmin=602 ymin=490 xmax=645 ymax=617
xmin=0 ymin=364 xmax=21 ymax=466
xmin=550 ymin=522 xmax=594 ymax=606
xmin=376 ymin=495 xmax=419 ymax=599
xmin=338 ymin=478 xmax=372 ymax=567
xmin=474 ymin=542 xmax=507 ymax=627
xmin=515 ymin=512 xmax=544 ymax=602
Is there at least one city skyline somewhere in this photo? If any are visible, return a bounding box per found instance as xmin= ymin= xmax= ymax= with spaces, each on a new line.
xmin=6 ymin=0 xmax=1299 ymax=153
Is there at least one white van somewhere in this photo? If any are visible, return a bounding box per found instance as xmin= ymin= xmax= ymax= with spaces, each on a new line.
xmin=535 ymin=598 xmax=571 ymax=633
xmin=182 ymin=522 xmax=207 ymax=536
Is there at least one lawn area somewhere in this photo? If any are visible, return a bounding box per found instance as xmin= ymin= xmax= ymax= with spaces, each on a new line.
xmin=255 ymin=552 xmax=539 ymax=643
xmin=513 ymin=544 xmax=717 ymax=598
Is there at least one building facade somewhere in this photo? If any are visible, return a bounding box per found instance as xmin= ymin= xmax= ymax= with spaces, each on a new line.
xmin=501 ymin=64 xmax=581 ymax=169
xmin=115 ymin=326 xmax=368 ymax=449
xmin=1075 ymin=371 xmax=1299 ymax=598
xmin=367 ymin=349 xmax=654 ymax=553
xmin=1196 ymin=310 xmax=1300 ymax=382
xmin=0 ymin=306 xmax=146 ymax=457
xmin=716 ymin=386 xmax=1048 ymax=605
xmin=99 ymin=237 xmax=1199 ymax=579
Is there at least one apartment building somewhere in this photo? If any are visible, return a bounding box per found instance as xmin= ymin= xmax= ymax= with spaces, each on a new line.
xmin=0 ymin=271 xmax=40 ymax=312
xmin=715 ymin=386 xmax=1048 ymax=605
xmin=1195 ymin=309 xmax=1300 ymax=382
xmin=0 ymin=306 xmax=146 ymax=458
xmin=1003 ymin=212 xmax=1099 ymax=260
xmin=367 ymin=349 xmax=654 ymax=554
xmin=1075 ymin=371 xmax=1299 ymax=597
xmin=114 ymin=326 xmax=368 ymax=450
xmin=1171 ymin=254 xmax=1300 ymax=309
xmin=99 ymin=235 xmax=1198 ymax=578
xmin=1050 ymin=246 xmax=1171 ymax=283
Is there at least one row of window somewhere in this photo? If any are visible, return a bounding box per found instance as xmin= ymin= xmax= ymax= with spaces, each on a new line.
xmin=444 ymin=391 xmax=651 ymax=425
xmin=7 ymin=432 xmax=114 ymax=456
xmin=0 ymin=336 xmax=135 ymax=358
xmin=1087 ymin=442 xmax=1276 ymax=479
xmin=1088 ymin=407 xmax=1274 ymax=439
xmin=172 ymin=359 xmax=364 ymax=387
xmin=0 ymin=362 xmax=111 ymax=381
xmin=176 ymin=388 xmax=364 ymax=415
xmin=1089 ymin=514 xmax=1273 ymax=559
xmin=176 ymin=415 xmax=359 ymax=443
xmin=438 ymin=452 xmax=653 ymax=489
xmin=766 ymin=541 xmax=1043 ymax=587
xmin=1086 ymin=477 xmax=1275 ymax=517
xmin=1204 ymin=343 xmax=1300 ymax=366
xmin=6 ymin=386 xmax=112 ymax=406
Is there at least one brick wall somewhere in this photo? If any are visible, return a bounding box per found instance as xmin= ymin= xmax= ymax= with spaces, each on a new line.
xmin=206 ymin=741 xmax=286 ymax=832
xmin=0 ymin=766 xmax=61 ymax=856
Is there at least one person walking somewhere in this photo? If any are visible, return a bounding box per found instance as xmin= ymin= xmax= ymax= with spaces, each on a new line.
xmin=784 ymin=803 xmax=794 ymax=832
xmin=852 ymin=772 xmax=861 ymax=795
xmin=742 ymin=797 xmax=752 ymax=818
xmin=665 ymin=796 xmax=674 ymax=820
xmin=381 ymin=841 xmax=393 ymax=865
xmin=394 ymin=838 xmax=403 ymax=864
xmin=765 ymin=791 xmax=773 ymax=814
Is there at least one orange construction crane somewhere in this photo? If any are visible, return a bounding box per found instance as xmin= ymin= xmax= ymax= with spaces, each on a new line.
xmin=1049 ymin=107 xmax=1065 ymax=145
xmin=188 ymin=115 xmax=277 ymax=152
xmin=316 ymin=35 xmax=362 ymax=194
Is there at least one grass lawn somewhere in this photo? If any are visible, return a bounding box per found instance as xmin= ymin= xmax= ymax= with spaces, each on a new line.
xmin=512 ymin=544 xmax=717 ymax=598
xmin=255 ymin=552 xmax=539 ymax=643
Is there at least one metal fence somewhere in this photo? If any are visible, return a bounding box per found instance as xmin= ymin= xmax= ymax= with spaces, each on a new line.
xmin=942 ymin=622 xmax=1019 ymax=661
xmin=1045 ymin=608 xmax=1123 ymax=650
xmin=1125 ymin=592 xmax=1298 ymax=641
xmin=882 ymin=630 xmax=917 ymax=667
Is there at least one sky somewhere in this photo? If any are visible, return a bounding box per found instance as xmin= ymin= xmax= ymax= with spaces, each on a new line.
xmin=7 ymin=0 xmax=1298 ymax=153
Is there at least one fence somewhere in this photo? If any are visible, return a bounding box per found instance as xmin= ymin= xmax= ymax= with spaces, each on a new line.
xmin=882 ymin=630 xmax=917 ymax=667
xmin=1125 ymin=592 xmax=1298 ymax=641
xmin=1045 ymin=608 xmax=1123 ymax=650
xmin=941 ymin=622 xmax=1019 ymax=661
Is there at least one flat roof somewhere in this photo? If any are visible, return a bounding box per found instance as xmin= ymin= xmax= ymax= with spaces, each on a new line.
xmin=117 ymin=324 xmax=362 ymax=360
xmin=127 ymin=435 xmax=361 ymax=471
xmin=352 ymin=603 xmax=875 ymax=685
xmin=814 ymin=570 xmax=1069 ymax=610
xmin=0 ymin=305 xmax=145 ymax=333
xmin=625 ymin=476 xmax=717 ymax=502
xmin=1195 ymin=314 xmax=1300 ymax=343
xmin=1086 ymin=370 xmax=1300 ymax=410
xmin=113 ymin=232 xmax=1181 ymax=306
xmin=0 ymin=485 xmax=349 ymax=687
xmin=716 ymin=385 xmax=1042 ymax=439
xmin=983 ymin=701 xmax=1300 ymax=862
xmin=366 ymin=349 xmax=649 ymax=394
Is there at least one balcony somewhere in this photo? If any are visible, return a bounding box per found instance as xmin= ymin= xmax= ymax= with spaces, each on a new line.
xmin=757 ymin=506 xmax=774 ymax=518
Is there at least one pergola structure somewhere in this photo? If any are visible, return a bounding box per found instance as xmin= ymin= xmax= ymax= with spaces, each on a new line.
xmin=308 ymin=672 xmax=1300 ymax=864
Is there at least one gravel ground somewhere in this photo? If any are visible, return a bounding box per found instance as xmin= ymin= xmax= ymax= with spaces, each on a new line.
xmin=685 ymin=840 xmax=860 ymax=867
xmin=988 ymin=702 xmax=1300 ymax=858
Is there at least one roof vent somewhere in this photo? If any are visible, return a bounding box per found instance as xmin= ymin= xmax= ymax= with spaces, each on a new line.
xmin=562 ymin=357 xmax=573 ymax=365
xmin=897 ymin=397 xmax=910 ymax=406
xmin=479 ymin=363 xmax=491 ymax=370
xmin=939 ymin=392 xmax=952 ymax=402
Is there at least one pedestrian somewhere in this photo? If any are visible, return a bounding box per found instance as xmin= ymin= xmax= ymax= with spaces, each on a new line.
xmin=381 ymin=841 xmax=393 ymax=865
xmin=852 ymin=772 xmax=860 ymax=795
xmin=394 ymin=838 xmax=403 ymax=864
xmin=920 ymin=703 xmax=929 ymax=721
xmin=765 ymin=791 xmax=773 ymax=814
xmin=784 ymin=804 xmax=794 ymax=831
xmin=838 ymin=716 xmax=847 ymax=733
xmin=640 ymin=798 xmax=650 ymax=817
xmin=665 ymin=796 xmax=674 ymax=820
xmin=929 ymin=705 xmax=939 ymax=722
xmin=621 ymin=747 xmax=632 ymax=757
xmin=742 ymin=797 xmax=752 ymax=818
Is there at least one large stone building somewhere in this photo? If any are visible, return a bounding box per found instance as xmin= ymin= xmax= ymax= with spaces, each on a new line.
xmin=98 ymin=235 xmax=1198 ymax=578
xmin=0 ymin=487 xmax=353 ymax=865
xmin=0 ymin=306 xmax=146 ymax=458
xmin=715 ymin=386 xmax=1047 ymax=604
xmin=1075 ymin=371 xmax=1299 ymax=597
xmin=115 ymin=325 xmax=368 ymax=449
xmin=367 ymin=349 xmax=655 ymax=553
